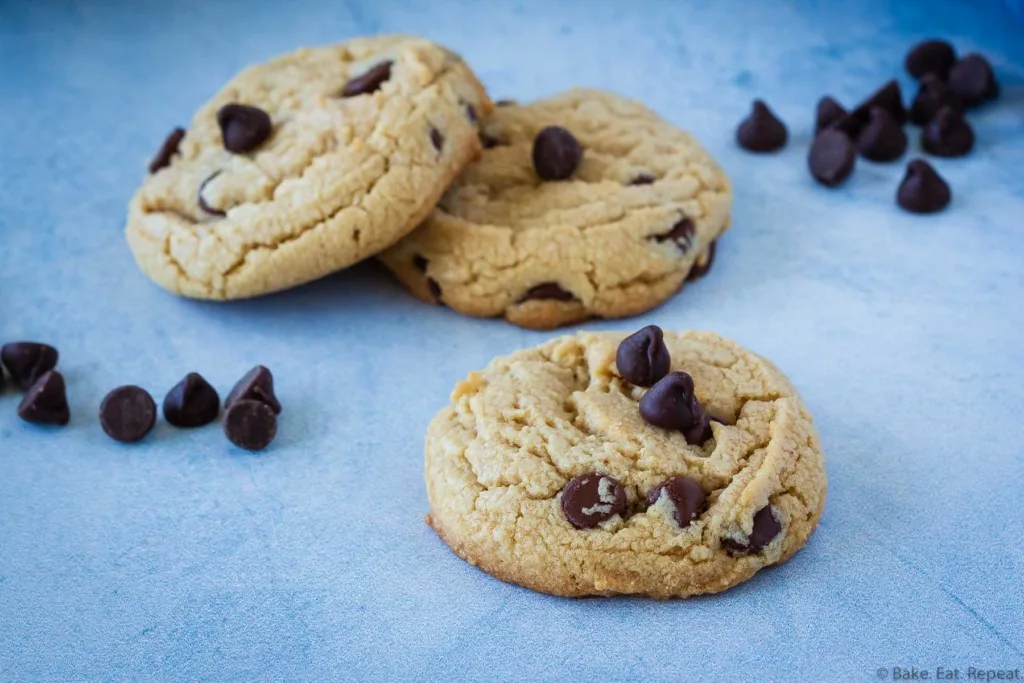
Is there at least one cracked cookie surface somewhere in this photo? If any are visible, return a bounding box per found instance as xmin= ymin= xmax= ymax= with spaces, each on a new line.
xmin=127 ymin=35 xmax=491 ymax=299
xmin=426 ymin=330 xmax=827 ymax=598
xmin=379 ymin=89 xmax=732 ymax=329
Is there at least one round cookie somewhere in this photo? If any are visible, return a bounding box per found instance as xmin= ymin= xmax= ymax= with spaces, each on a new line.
xmin=127 ymin=35 xmax=492 ymax=300
xmin=425 ymin=329 xmax=827 ymax=598
xmin=379 ymin=89 xmax=732 ymax=329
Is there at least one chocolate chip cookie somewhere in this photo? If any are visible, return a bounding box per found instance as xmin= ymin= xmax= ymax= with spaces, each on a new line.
xmin=127 ymin=35 xmax=492 ymax=299
xmin=379 ymin=89 xmax=732 ymax=329
xmin=425 ymin=329 xmax=826 ymax=598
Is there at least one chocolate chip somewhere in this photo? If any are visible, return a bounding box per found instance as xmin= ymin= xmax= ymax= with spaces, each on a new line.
xmin=851 ymin=79 xmax=906 ymax=126
xmin=464 ymin=103 xmax=477 ymax=123
xmin=815 ymin=96 xmax=847 ymax=135
xmin=197 ymin=171 xmax=226 ymax=217
xmin=342 ymin=61 xmax=393 ymax=97
xmin=922 ymin=106 xmax=975 ymax=157
xmin=948 ymin=54 xmax=998 ymax=107
xmin=652 ymin=217 xmax=695 ymax=252
xmin=18 ymin=370 xmax=69 ymax=426
xmin=148 ymin=127 xmax=185 ymax=173
xmin=532 ymin=126 xmax=582 ymax=181
xmin=639 ymin=371 xmax=710 ymax=444
xmin=495 ymin=99 xmax=517 ymax=107
xmin=724 ymin=506 xmax=782 ymax=553
xmin=430 ymin=127 xmax=444 ymax=153
xmin=413 ymin=254 xmax=429 ymax=273
xmin=648 ymin=476 xmax=707 ymax=528
xmin=520 ymin=282 xmax=575 ymax=302
xmin=735 ymin=99 xmax=788 ymax=152
xmin=909 ymin=73 xmax=963 ymax=126
xmin=630 ymin=173 xmax=655 ymax=185
xmin=225 ymin=365 xmax=281 ymax=414
xmin=223 ymin=399 xmax=277 ymax=451
xmin=905 ymin=39 xmax=957 ymax=80
xmin=427 ymin=277 xmax=442 ymax=302
xmin=855 ymin=106 xmax=907 ymax=162
xmin=216 ymin=104 xmax=272 ymax=154
xmin=1 ymin=341 xmax=59 ymax=391
xmin=480 ymin=133 xmax=502 ymax=149
xmin=560 ymin=473 xmax=627 ymax=529
xmin=163 ymin=372 xmax=220 ymax=428
xmin=99 ymin=386 xmax=157 ymax=443
xmin=686 ymin=241 xmax=717 ymax=282
xmin=897 ymin=158 xmax=951 ymax=214
xmin=616 ymin=325 xmax=671 ymax=387
xmin=808 ymin=129 xmax=856 ymax=187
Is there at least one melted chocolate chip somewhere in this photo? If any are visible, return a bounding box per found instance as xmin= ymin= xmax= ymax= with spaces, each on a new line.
xmin=480 ymin=133 xmax=502 ymax=149
xmin=736 ymin=99 xmax=788 ymax=152
xmin=648 ymin=476 xmax=707 ymax=528
xmin=948 ymin=53 xmax=998 ymax=107
xmin=520 ymin=282 xmax=575 ymax=302
xmin=808 ymin=129 xmax=856 ymax=187
xmin=149 ymin=127 xmax=185 ymax=173
xmin=686 ymin=241 xmax=717 ymax=282
xmin=921 ymin=106 xmax=975 ymax=157
xmin=855 ymin=106 xmax=907 ymax=162
xmin=216 ymin=104 xmax=272 ymax=154
xmin=464 ymin=103 xmax=477 ymax=123
xmin=1 ymin=341 xmax=59 ymax=391
xmin=532 ymin=126 xmax=582 ymax=181
xmin=897 ymin=158 xmax=951 ymax=214
xmin=652 ymin=217 xmax=695 ymax=252
xmin=815 ymin=96 xmax=847 ymax=135
xmin=909 ymin=73 xmax=963 ymax=126
xmin=413 ymin=254 xmax=429 ymax=273
xmin=905 ymin=39 xmax=957 ymax=80
xmin=18 ymin=370 xmax=69 ymax=426
xmin=342 ymin=61 xmax=393 ymax=97
xmin=561 ymin=473 xmax=627 ymax=529
xmin=197 ymin=171 xmax=226 ymax=217
xmin=427 ymin=277 xmax=442 ymax=302
xmin=223 ymin=399 xmax=277 ymax=451
xmin=225 ymin=365 xmax=281 ymax=414
xmin=163 ymin=372 xmax=220 ymax=428
xmin=616 ymin=325 xmax=671 ymax=387
xmin=723 ymin=506 xmax=782 ymax=553
xmin=99 ymin=385 xmax=157 ymax=443
xmin=430 ymin=127 xmax=444 ymax=153
xmin=639 ymin=371 xmax=710 ymax=444
xmin=630 ymin=173 xmax=656 ymax=185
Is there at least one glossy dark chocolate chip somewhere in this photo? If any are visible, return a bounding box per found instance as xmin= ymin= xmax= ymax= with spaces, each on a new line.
xmin=724 ymin=506 xmax=782 ymax=553
xmin=686 ymin=241 xmax=716 ymax=282
xmin=852 ymin=79 xmax=906 ymax=126
xmin=225 ymin=365 xmax=281 ymax=414
xmin=217 ymin=104 xmax=272 ymax=154
xmin=616 ymin=325 xmax=671 ymax=387
xmin=2 ymin=341 xmax=59 ymax=391
xmin=921 ymin=106 xmax=974 ymax=157
xmin=648 ymin=476 xmax=707 ymax=528
xmin=18 ymin=370 xmax=70 ymax=425
xmin=197 ymin=171 xmax=226 ymax=217
xmin=532 ymin=126 xmax=582 ymax=181
xmin=413 ymin=254 xmax=429 ymax=273
xmin=99 ymin=385 xmax=157 ymax=443
xmin=630 ymin=173 xmax=655 ymax=185
xmin=520 ymin=282 xmax=575 ymax=302
xmin=430 ymin=127 xmax=444 ymax=152
xmin=909 ymin=73 xmax=963 ymax=126
xmin=427 ymin=277 xmax=442 ymax=302
xmin=639 ymin=371 xmax=710 ymax=444
xmin=480 ymin=133 xmax=502 ymax=149
xmin=897 ymin=158 xmax=951 ymax=214
xmin=905 ymin=39 xmax=957 ymax=80
xmin=560 ymin=473 xmax=627 ymax=529
xmin=652 ymin=216 xmax=694 ymax=252
xmin=163 ymin=372 xmax=220 ymax=428
xmin=855 ymin=106 xmax=907 ymax=162
xmin=808 ymin=129 xmax=856 ymax=187
xmin=814 ymin=96 xmax=847 ymax=135
xmin=342 ymin=61 xmax=393 ymax=97
xmin=948 ymin=53 xmax=998 ymax=107
xmin=223 ymin=399 xmax=277 ymax=451
xmin=149 ymin=127 xmax=185 ymax=173
xmin=736 ymin=99 xmax=788 ymax=152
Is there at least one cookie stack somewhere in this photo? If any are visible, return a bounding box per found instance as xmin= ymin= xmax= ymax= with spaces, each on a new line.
xmin=126 ymin=35 xmax=733 ymax=330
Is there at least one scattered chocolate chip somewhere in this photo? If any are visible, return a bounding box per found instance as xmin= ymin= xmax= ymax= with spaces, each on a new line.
xmin=197 ymin=171 xmax=226 ymax=217
xmin=520 ymin=282 xmax=575 ymax=302
xmin=1 ymin=341 xmax=59 ymax=391
xmin=223 ymin=399 xmax=277 ymax=451
xmin=852 ymin=79 xmax=906 ymax=126
xmin=464 ymin=103 xmax=477 ymax=123
xmin=616 ymin=325 xmax=671 ymax=387
xmin=560 ymin=473 xmax=627 ymax=529
xmin=897 ymin=158 xmax=951 ymax=213
xmin=686 ymin=241 xmax=717 ymax=282
xmin=905 ymin=39 xmax=957 ymax=80
xmin=639 ymin=371 xmax=710 ymax=444
xmin=225 ymin=365 xmax=281 ymax=414
xmin=922 ymin=106 xmax=975 ymax=157
xmin=736 ymin=99 xmax=788 ymax=152
xmin=909 ymin=73 xmax=963 ymax=126
xmin=163 ymin=372 xmax=220 ymax=428
xmin=480 ymin=133 xmax=502 ymax=149
xmin=630 ymin=173 xmax=655 ymax=185
xmin=99 ymin=386 xmax=157 ymax=443
xmin=342 ymin=61 xmax=393 ymax=97
xmin=413 ymin=254 xmax=429 ymax=273
xmin=948 ymin=54 xmax=998 ymax=107
xmin=17 ymin=370 xmax=69 ymax=426
xmin=427 ymin=277 xmax=442 ymax=302
xmin=648 ymin=476 xmax=707 ymax=528
xmin=808 ymin=129 xmax=856 ymax=187
xmin=815 ymin=96 xmax=847 ymax=135
xmin=855 ymin=106 xmax=908 ymax=162
xmin=532 ymin=126 xmax=582 ymax=181
xmin=148 ymin=127 xmax=186 ymax=173
xmin=651 ymin=217 xmax=695 ymax=252
xmin=216 ymin=104 xmax=272 ymax=154
xmin=430 ymin=127 xmax=444 ymax=153
xmin=723 ymin=506 xmax=782 ymax=553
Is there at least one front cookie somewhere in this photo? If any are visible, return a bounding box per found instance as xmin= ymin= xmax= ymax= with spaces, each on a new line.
xmin=127 ymin=35 xmax=491 ymax=299
xmin=426 ymin=329 xmax=826 ymax=598
xmin=379 ymin=89 xmax=732 ymax=329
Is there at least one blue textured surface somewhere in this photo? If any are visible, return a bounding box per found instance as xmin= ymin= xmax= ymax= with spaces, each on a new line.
xmin=2 ymin=1 xmax=1023 ymax=680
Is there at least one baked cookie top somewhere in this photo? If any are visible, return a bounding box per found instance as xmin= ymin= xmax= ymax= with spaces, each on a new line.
xmin=425 ymin=329 xmax=827 ymax=598
xmin=127 ymin=35 xmax=491 ymax=300
xmin=379 ymin=89 xmax=732 ymax=329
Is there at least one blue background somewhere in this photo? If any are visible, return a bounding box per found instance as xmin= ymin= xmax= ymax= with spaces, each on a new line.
xmin=1 ymin=0 xmax=1023 ymax=680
